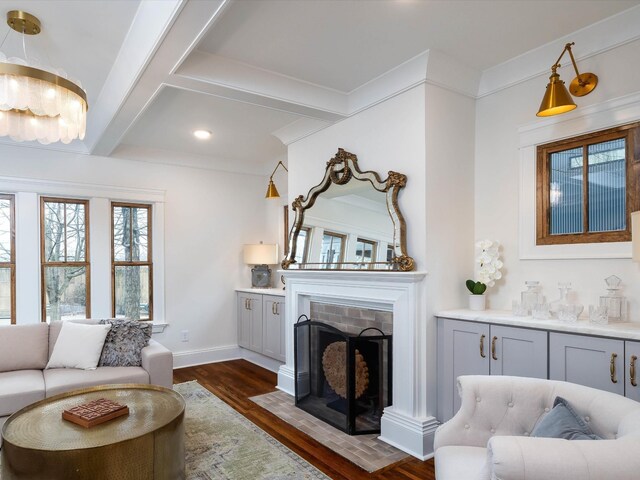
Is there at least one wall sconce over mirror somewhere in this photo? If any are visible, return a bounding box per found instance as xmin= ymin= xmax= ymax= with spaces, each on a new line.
xmin=537 ymin=42 xmax=598 ymax=117
xmin=265 ymin=161 xmax=288 ymax=199
xmin=282 ymin=148 xmax=414 ymax=272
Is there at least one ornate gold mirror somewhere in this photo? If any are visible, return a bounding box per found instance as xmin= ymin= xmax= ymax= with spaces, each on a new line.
xmin=282 ymin=149 xmax=414 ymax=271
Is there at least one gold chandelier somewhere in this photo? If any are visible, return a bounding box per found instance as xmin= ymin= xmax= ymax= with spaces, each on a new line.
xmin=0 ymin=11 xmax=88 ymax=144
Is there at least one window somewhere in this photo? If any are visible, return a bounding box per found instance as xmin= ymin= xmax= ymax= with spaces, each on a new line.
xmin=41 ymin=198 xmax=90 ymax=322
xmin=112 ymin=203 xmax=152 ymax=320
xmin=294 ymin=226 xmax=311 ymax=265
xmin=537 ymin=122 xmax=640 ymax=245
xmin=320 ymin=231 xmax=345 ymax=269
xmin=0 ymin=194 xmax=15 ymax=325
xmin=355 ymin=237 xmax=377 ymax=269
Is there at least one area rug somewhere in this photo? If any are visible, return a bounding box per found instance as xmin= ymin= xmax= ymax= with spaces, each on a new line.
xmin=0 ymin=382 xmax=328 ymax=480
xmin=175 ymin=381 xmax=328 ymax=479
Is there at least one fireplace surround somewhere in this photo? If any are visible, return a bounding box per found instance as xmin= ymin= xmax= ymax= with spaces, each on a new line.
xmin=278 ymin=269 xmax=437 ymax=460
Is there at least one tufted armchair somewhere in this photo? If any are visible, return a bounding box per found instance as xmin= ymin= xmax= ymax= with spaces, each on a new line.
xmin=434 ymin=375 xmax=640 ymax=480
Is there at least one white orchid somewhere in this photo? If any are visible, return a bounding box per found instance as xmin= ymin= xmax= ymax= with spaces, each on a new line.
xmin=467 ymin=239 xmax=503 ymax=294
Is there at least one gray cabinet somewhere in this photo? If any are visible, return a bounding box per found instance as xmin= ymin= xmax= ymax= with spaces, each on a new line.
xmin=438 ymin=318 xmax=548 ymax=422
xmin=236 ymin=291 xmax=285 ymax=362
xmin=262 ymin=295 xmax=285 ymax=362
xmin=550 ymin=332 xmax=624 ymax=396
xmin=625 ymin=340 xmax=640 ymax=402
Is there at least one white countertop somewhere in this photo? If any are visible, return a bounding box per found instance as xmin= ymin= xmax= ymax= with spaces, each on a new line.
xmin=436 ymin=309 xmax=640 ymax=341
xmin=236 ymin=288 xmax=286 ymax=296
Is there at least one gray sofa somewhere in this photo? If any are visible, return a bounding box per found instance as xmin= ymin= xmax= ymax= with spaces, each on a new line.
xmin=0 ymin=320 xmax=173 ymax=435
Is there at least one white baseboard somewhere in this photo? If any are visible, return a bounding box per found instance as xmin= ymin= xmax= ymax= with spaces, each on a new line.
xmin=241 ymin=349 xmax=284 ymax=373
xmin=277 ymin=364 xmax=295 ymax=395
xmin=173 ymin=345 xmax=241 ymax=369
xmin=379 ymin=407 xmax=440 ymax=460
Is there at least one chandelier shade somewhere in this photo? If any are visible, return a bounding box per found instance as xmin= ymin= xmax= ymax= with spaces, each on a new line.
xmin=0 ymin=11 xmax=88 ymax=145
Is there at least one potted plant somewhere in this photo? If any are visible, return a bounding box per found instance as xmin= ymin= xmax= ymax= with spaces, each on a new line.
xmin=466 ymin=239 xmax=502 ymax=311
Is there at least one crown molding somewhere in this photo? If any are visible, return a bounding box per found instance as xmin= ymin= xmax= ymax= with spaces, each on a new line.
xmin=478 ymin=5 xmax=640 ymax=98
xmin=270 ymin=118 xmax=332 ymax=146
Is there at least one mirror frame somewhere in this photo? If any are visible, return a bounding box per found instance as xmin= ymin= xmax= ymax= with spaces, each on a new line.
xmin=282 ymin=148 xmax=415 ymax=271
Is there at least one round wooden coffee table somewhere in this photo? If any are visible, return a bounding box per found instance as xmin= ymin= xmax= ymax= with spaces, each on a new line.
xmin=1 ymin=384 xmax=185 ymax=480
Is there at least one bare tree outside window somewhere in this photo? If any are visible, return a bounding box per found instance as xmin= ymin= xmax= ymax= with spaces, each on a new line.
xmin=112 ymin=203 xmax=152 ymax=321
xmin=41 ymin=198 xmax=90 ymax=322
xmin=0 ymin=194 xmax=15 ymax=325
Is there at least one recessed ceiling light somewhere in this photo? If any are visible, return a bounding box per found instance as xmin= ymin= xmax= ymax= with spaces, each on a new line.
xmin=193 ymin=129 xmax=211 ymax=140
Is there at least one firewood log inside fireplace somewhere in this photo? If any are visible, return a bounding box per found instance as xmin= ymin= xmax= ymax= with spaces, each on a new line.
xmin=322 ymin=341 xmax=369 ymax=399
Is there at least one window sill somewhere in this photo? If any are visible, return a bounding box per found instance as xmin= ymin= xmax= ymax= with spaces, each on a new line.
xmin=151 ymin=322 xmax=168 ymax=334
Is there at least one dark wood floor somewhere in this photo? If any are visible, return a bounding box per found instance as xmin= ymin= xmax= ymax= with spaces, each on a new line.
xmin=174 ymin=359 xmax=436 ymax=480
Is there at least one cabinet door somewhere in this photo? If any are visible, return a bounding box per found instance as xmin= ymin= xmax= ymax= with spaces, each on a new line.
xmin=550 ymin=332 xmax=624 ymax=395
xmin=490 ymin=325 xmax=547 ymax=379
xmin=263 ymin=295 xmax=285 ymax=362
xmin=625 ymin=340 xmax=640 ymax=402
xmin=438 ymin=318 xmax=490 ymax=422
xmin=237 ymin=293 xmax=252 ymax=349
xmin=248 ymin=295 xmax=263 ymax=353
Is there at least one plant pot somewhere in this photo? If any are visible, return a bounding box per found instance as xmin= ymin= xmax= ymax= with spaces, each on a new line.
xmin=469 ymin=294 xmax=486 ymax=311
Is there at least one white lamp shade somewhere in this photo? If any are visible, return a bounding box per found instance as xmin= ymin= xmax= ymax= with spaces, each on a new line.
xmin=632 ymin=212 xmax=640 ymax=262
xmin=244 ymin=244 xmax=279 ymax=265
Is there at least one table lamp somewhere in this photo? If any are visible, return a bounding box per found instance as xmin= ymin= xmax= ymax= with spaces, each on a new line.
xmin=244 ymin=243 xmax=279 ymax=288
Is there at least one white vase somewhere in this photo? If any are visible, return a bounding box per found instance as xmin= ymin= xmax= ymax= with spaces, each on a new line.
xmin=469 ymin=294 xmax=486 ymax=311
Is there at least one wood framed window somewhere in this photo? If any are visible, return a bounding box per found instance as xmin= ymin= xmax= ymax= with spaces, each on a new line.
xmin=294 ymin=226 xmax=311 ymax=265
xmin=355 ymin=237 xmax=377 ymax=269
xmin=320 ymin=231 xmax=345 ymax=269
xmin=537 ymin=122 xmax=640 ymax=245
xmin=41 ymin=197 xmax=90 ymax=322
xmin=112 ymin=203 xmax=152 ymax=321
xmin=0 ymin=194 xmax=15 ymax=325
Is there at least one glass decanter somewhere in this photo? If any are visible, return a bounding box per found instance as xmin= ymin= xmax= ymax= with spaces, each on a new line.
xmin=549 ymin=282 xmax=571 ymax=318
xmin=521 ymin=281 xmax=543 ymax=315
xmin=599 ymin=275 xmax=627 ymax=323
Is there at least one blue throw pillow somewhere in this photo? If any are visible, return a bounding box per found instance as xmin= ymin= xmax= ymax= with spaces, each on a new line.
xmin=531 ymin=396 xmax=601 ymax=440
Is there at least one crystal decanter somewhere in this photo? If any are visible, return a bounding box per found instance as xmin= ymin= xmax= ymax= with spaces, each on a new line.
xmin=599 ymin=275 xmax=627 ymax=323
xmin=521 ymin=281 xmax=543 ymax=315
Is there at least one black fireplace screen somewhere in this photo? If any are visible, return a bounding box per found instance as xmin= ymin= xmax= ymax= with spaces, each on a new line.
xmin=294 ymin=315 xmax=392 ymax=435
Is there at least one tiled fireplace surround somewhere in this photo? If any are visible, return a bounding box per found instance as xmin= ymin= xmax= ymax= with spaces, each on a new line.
xmin=278 ymin=269 xmax=436 ymax=460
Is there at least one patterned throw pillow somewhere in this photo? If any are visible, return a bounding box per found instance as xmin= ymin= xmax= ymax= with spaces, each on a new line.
xmin=98 ymin=319 xmax=152 ymax=367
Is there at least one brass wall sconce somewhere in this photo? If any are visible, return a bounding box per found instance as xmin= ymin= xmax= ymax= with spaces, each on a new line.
xmin=265 ymin=161 xmax=288 ymax=199
xmin=537 ymin=42 xmax=598 ymax=117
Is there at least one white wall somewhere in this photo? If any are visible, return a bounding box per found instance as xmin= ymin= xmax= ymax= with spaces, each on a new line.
xmin=475 ymin=39 xmax=640 ymax=319
xmin=0 ymin=143 xmax=273 ymax=356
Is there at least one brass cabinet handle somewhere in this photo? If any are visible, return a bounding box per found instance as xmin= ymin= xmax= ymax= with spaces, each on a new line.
xmin=479 ymin=334 xmax=486 ymax=358
xmin=611 ymin=353 xmax=618 ymax=384
xmin=272 ymin=303 xmax=276 ymax=315
xmin=631 ymin=355 xmax=638 ymax=387
xmin=275 ymin=303 xmax=279 ymax=315
xmin=244 ymin=299 xmax=248 ymax=310
xmin=247 ymin=299 xmax=251 ymax=311
xmin=491 ymin=336 xmax=498 ymax=361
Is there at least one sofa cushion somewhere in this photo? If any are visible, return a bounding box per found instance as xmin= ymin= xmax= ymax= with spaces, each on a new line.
xmin=435 ymin=445 xmax=488 ymax=480
xmin=48 ymin=319 xmax=100 ymax=359
xmin=0 ymin=370 xmax=46 ymax=416
xmin=0 ymin=323 xmax=49 ymax=373
xmin=46 ymin=322 xmax=111 ymax=370
xmin=98 ymin=319 xmax=152 ymax=367
xmin=43 ymin=366 xmax=149 ymax=397
xmin=532 ymin=396 xmax=601 ymax=440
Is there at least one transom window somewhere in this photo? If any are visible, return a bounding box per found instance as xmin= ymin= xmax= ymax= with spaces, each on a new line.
xmin=112 ymin=203 xmax=152 ymax=320
xmin=536 ymin=122 xmax=640 ymax=245
xmin=0 ymin=194 xmax=15 ymax=325
xmin=41 ymin=198 xmax=90 ymax=322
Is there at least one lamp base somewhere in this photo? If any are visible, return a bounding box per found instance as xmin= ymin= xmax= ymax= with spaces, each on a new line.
xmin=251 ymin=265 xmax=272 ymax=288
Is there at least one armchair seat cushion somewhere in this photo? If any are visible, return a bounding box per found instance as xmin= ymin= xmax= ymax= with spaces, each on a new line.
xmin=44 ymin=367 xmax=149 ymax=396
xmin=0 ymin=370 xmax=45 ymax=416
xmin=435 ymin=445 xmax=487 ymax=480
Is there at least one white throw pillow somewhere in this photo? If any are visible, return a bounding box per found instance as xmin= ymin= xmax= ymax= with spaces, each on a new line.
xmin=46 ymin=322 xmax=112 ymax=370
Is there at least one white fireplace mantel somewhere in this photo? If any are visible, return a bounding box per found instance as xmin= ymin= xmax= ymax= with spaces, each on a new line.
xmin=277 ymin=269 xmax=438 ymax=460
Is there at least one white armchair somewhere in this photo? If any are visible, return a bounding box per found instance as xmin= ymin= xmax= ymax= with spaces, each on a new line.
xmin=434 ymin=375 xmax=640 ymax=480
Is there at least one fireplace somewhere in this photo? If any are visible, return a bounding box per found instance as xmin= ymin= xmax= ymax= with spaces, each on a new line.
xmin=294 ymin=315 xmax=392 ymax=435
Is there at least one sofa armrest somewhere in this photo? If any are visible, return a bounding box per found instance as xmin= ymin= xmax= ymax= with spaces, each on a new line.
xmin=487 ymin=436 xmax=640 ymax=480
xmin=141 ymin=339 xmax=173 ymax=389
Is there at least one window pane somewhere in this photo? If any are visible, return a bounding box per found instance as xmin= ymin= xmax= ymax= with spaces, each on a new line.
xmin=294 ymin=228 xmax=308 ymax=264
xmin=44 ymin=266 xmax=87 ymax=322
xmin=355 ymin=238 xmax=376 ymax=266
xmin=0 ymin=267 xmax=11 ymax=325
xmin=113 ymin=206 xmax=129 ymax=262
xmin=549 ymin=147 xmax=583 ymax=235
xmin=588 ymin=138 xmax=626 ymax=233
xmin=114 ymin=266 xmax=150 ymax=320
xmin=65 ymin=203 xmax=86 ymax=262
xmin=0 ymin=199 xmax=11 ymax=263
xmin=132 ymin=207 xmax=148 ymax=262
xmin=321 ymin=233 xmax=343 ymax=268
xmin=44 ymin=202 xmax=65 ymax=262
